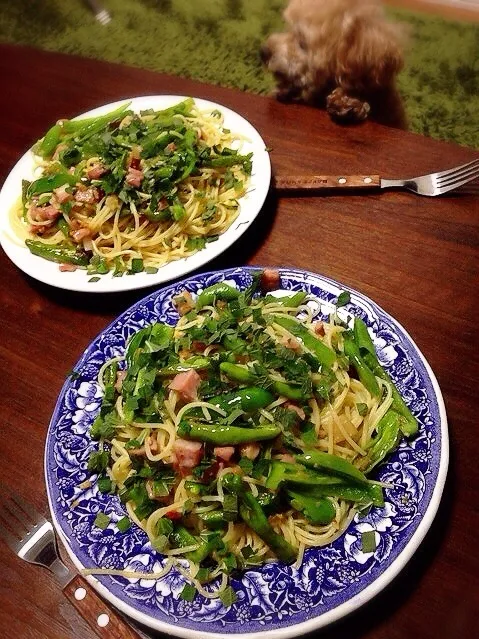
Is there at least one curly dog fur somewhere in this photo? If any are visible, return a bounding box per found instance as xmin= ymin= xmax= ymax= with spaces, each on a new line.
xmin=261 ymin=0 xmax=407 ymax=128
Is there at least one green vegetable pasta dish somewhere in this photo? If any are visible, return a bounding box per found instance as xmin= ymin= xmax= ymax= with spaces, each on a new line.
xmin=13 ymin=98 xmax=252 ymax=277
xmin=85 ymin=269 xmax=418 ymax=603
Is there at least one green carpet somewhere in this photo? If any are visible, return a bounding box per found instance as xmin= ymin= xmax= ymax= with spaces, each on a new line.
xmin=1 ymin=0 xmax=478 ymax=148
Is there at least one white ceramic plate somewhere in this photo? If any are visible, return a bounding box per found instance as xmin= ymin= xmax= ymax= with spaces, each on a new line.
xmin=0 ymin=96 xmax=271 ymax=293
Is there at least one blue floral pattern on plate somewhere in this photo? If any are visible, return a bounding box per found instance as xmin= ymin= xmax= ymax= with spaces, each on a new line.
xmin=44 ymin=267 xmax=448 ymax=637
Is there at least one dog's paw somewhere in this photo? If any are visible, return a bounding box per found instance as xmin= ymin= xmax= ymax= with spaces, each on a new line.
xmin=326 ymin=88 xmax=370 ymax=124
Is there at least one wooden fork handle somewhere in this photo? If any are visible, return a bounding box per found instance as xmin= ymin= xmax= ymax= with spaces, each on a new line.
xmin=273 ymin=175 xmax=381 ymax=190
xmin=64 ymin=574 xmax=142 ymax=638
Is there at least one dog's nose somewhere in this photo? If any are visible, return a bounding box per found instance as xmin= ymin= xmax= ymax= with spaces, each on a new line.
xmin=260 ymin=43 xmax=271 ymax=64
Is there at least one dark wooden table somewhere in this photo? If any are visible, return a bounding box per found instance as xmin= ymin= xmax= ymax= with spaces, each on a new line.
xmin=0 ymin=43 xmax=478 ymax=639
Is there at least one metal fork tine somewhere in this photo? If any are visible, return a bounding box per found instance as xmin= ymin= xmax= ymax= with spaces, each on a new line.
xmin=437 ymin=162 xmax=479 ymax=187
xmin=10 ymin=491 xmax=44 ymax=524
xmin=0 ymin=518 xmax=23 ymax=549
xmin=438 ymin=171 xmax=479 ymax=194
xmin=434 ymin=159 xmax=479 ymax=180
xmin=438 ymin=170 xmax=479 ymax=192
xmin=3 ymin=502 xmax=32 ymax=535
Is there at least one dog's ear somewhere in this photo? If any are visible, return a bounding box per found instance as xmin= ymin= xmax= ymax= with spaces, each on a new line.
xmin=336 ymin=17 xmax=407 ymax=91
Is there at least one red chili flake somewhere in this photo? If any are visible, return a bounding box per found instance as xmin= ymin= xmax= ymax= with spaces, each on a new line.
xmin=165 ymin=510 xmax=182 ymax=520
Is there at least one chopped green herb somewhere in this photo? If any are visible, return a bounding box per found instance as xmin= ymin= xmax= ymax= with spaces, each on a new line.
xmin=87 ymin=450 xmax=109 ymax=473
xmin=88 ymin=276 xmax=101 ymax=283
xmin=97 ymin=476 xmax=113 ymax=493
xmin=361 ymin=530 xmax=377 ymax=553
xmin=94 ymin=511 xmax=110 ymax=530
xmin=151 ymin=535 xmax=169 ymax=552
xmin=130 ymin=258 xmax=144 ymax=273
xmin=117 ymin=516 xmax=132 ymax=533
xmin=336 ymin=291 xmax=351 ymax=307
xmin=219 ymin=585 xmax=237 ymax=607
xmin=357 ymin=402 xmax=369 ymax=416
xmin=238 ymin=457 xmax=254 ymax=475
xmin=180 ymin=583 xmax=197 ymax=602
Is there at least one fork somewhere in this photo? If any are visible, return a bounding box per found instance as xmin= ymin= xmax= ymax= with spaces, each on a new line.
xmin=0 ymin=488 xmax=142 ymax=638
xmin=273 ymin=158 xmax=479 ymax=196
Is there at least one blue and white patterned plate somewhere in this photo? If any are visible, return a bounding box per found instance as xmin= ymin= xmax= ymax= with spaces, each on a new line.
xmin=44 ymin=266 xmax=448 ymax=638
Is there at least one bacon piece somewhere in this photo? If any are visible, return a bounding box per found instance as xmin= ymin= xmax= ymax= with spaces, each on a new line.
xmin=168 ymin=369 xmax=201 ymax=402
xmin=276 ymin=453 xmax=295 ymax=464
xmin=125 ymin=167 xmax=143 ymax=188
xmin=115 ymin=370 xmax=127 ymax=393
xmin=280 ymin=335 xmax=302 ymax=352
xmin=71 ymin=227 xmax=92 ymax=242
xmin=214 ymin=446 xmax=235 ymax=462
xmin=173 ymin=291 xmax=195 ymax=316
xmin=129 ymin=156 xmax=141 ymax=170
xmin=30 ymin=204 xmax=61 ymax=222
xmin=285 ymin=402 xmax=306 ymax=421
xmin=74 ymin=187 xmax=101 ymax=204
xmin=173 ymin=439 xmax=203 ymax=475
xmin=314 ymin=321 xmax=325 ymax=336
xmin=29 ymin=223 xmax=51 ymax=235
xmin=260 ymin=268 xmax=280 ymax=292
xmin=239 ymin=442 xmax=261 ymax=460
xmin=59 ymin=263 xmax=77 ymax=272
xmin=165 ymin=142 xmax=177 ymax=153
xmin=53 ymin=185 xmax=72 ymax=204
xmin=87 ymin=163 xmax=108 ymax=180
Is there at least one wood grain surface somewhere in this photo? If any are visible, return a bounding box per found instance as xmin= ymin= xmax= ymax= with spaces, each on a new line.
xmin=0 ymin=43 xmax=478 ymax=639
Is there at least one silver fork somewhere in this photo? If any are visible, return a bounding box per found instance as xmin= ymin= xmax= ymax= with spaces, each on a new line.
xmin=0 ymin=488 xmax=143 ymax=638
xmin=273 ymin=158 xmax=479 ymax=196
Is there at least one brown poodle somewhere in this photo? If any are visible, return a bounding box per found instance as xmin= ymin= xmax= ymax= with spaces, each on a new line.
xmin=261 ymin=0 xmax=407 ymax=128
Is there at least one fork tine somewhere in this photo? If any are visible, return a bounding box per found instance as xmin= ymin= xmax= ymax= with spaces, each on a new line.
xmin=437 ymin=161 xmax=479 ymax=187
xmin=10 ymin=491 xmax=44 ymax=523
xmin=0 ymin=518 xmax=23 ymax=548
xmin=3 ymin=501 xmax=34 ymax=533
xmin=437 ymin=171 xmax=479 ymax=194
xmin=438 ymin=167 xmax=479 ymax=190
xmin=434 ymin=159 xmax=479 ymax=180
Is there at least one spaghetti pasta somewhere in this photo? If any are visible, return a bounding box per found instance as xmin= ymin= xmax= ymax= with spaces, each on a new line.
xmin=85 ymin=270 xmax=418 ymax=602
xmin=16 ymin=98 xmax=252 ymax=276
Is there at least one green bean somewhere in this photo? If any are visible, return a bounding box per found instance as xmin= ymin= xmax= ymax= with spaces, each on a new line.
xmin=219 ymin=362 xmax=251 ymax=384
xmin=196 ymin=282 xmax=240 ymax=309
xmin=343 ymin=336 xmax=381 ymax=397
xmin=271 ymin=315 xmax=336 ymax=368
xmin=198 ymin=510 xmax=227 ymax=530
xmin=239 ymin=491 xmax=296 ymax=563
xmin=37 ymin=124 xmax=62 ymax=158
xmin=169 ymin=525 xmax=219 ymax=564
xmin=265 ymin=461 xmax=344 ymax=491
xmin=61 ymin=103 xmax=131 ymax=135
xmin=157 ymin=357 xmax=211 ymax=376
xmin=272 ymin=380 xmax=305 ymax=401
xmin=221 ymin=473 xmax=244 ymax=494
xmin=287 ymin=490 xmax=336 ymax=525
xmin=209 ymin=386 xmax=275 ymax=414
xmin=177 ymin=422 xmax=281 ymax=445
xmin=25 ymin=240 xmax=89 ymax=266
xmin=219 ymin=362 xmax=308 ymax=402
xmin=263 ymin=291 xmax=308 ymax=307
xmin=295 ymin=449 xmax=368 ymax=484
xmin=363 ymin=352 xmax=418 ymax=436
xmin=366 ymin=409 xmax=402 ymax=471
xmin=353 ymin=317 xmax=376 ymax=358
xmin=302 ymin=482 xmax=384 ymax=507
